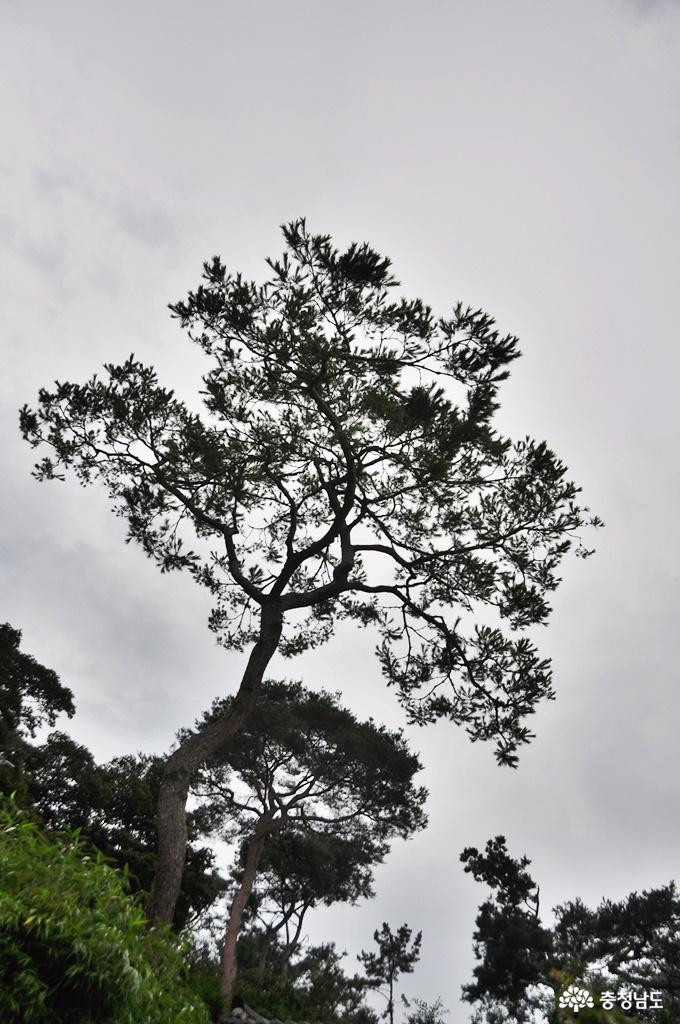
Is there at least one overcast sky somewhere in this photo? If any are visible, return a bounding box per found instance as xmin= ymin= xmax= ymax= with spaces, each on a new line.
xmin=2 ymin=1 xmax=680 ymax=1019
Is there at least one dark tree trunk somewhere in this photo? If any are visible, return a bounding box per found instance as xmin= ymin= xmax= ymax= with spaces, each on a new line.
xmin=258 ymin=907 xmax=294 ymax=973
xmin=280 ymin=903 xmax=309 ymax=979
xmin=219 ymin=833 xmax=266 ymax=1014
xmin=148 ymin=602 xmax=283 ymax=925
xmin=257 ymin=930 xmax=273 ymax=973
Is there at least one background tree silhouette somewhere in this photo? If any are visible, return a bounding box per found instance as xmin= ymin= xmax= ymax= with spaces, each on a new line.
xmin=20 ymin=219 xmax=600 ymax=924
xmin=460 ymin=836 xmax=551 ymax=1023
xmin=0 ymin=623 xmax=223 ymax=930
xmin=0 ymin=622 xmax=74 ymax=748
xmin=244 ymin=829 xmax=378 ymax=977
xmin=188 ymin=679 xmax=426 ymax=1009
xmin=359 ymin=921 xmax=422 ymax=1024
xmin=462 ymin=835 xmax=679 ymax=1023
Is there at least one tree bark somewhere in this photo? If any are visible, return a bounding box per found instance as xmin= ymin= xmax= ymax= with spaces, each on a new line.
xmin=219 ymin=833 xmax=266 ymax=1015
xmin=147 ymin=602 xmax=283 ymax=925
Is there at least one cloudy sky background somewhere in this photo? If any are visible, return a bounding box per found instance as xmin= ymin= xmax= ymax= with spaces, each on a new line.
xmin=2 ymin=1 xmax=680 ymax=1018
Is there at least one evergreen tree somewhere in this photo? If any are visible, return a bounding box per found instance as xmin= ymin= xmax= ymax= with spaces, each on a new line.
xmin=245 ymin=829 xmax=378 ymax=976
xmin=462 ymin=836 xmax=679 ymax=1023
xmin=359 ymin=922 xmax=422 ymax=1024
xmin=0 ymin=623 xmax=223 ymax=929
xmin=21 ymin=218 xmax=600 ymax=924
xmin=189 ymin=679 xmax=426 ymax=1009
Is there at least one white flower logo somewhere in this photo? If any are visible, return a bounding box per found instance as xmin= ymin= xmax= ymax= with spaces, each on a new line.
xmin=559 ymin=984 xmax=594 ymax=1013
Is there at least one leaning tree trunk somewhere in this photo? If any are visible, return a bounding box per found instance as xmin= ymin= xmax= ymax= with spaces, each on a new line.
xmin=148 ymin=602 xmax=283 ymax=926
xmin=219 ymin=832 xmax=268 ymax=1016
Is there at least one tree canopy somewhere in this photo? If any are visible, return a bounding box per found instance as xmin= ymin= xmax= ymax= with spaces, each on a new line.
xmin=247 ymin=828 xmax=378 ymax=973
xmin=20 ymin=219 xmax=598 ymax=764
xmin=0 ymin=623 xmax=224 ymax=930
xmin=189 ymin=679 xmax=427 ymax=1007
xmin=0 ymin=623 xmax=74 ymax=745
xmin=193 ymin=679 xmax=427 ymax=844
xmin=20 ymin=218 xmax=599 ymax=923
xmin=461 ymin=835 xmax=679 ymax=1023
xmin=359 ymin=922 xmax=423 ymax=1024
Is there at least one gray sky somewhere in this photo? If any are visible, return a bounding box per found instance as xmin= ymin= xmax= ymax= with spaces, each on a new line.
xmin=2 ymin=1 xmax=680 ymax=1018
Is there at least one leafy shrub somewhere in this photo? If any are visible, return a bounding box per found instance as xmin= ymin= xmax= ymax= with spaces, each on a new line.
xmin=183 ymin=941 xmax=225 ymax=1023
xmin=0 ymin=797 xmax=209 ymax=1023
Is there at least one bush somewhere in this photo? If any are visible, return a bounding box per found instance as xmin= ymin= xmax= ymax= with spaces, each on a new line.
xmin=0 ymin=797 xmax=209 ymax=1023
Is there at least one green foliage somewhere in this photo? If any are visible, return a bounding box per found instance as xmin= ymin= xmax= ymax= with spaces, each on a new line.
xmin=181 ymin=928 xmax=380 ymax=1024
xmin=0 ymin=797 xmax=209 ymax=1023
xmin=226 ymin=828 xmax=380 ymax=988
xmin=251 ymin=828 xmax=377 ymax=950
xmin=0 ymin=624 xmax=74 ymax=744
xmin=0 ymin=624 xmax=225 ymax=929
xmin=192 ymin=680 xmax=427 ymax=992
xmin=184 ymin=941 xmax=226 ymax=1022
xmin=0 ymin=623 xmax=74 ymax=807
xmin=21 ymin=219 xmax=601 ymax=767
xmin=460 ymin=836 xmax=552 ymax=1019
xmin=24 ymin=738 xmax=225 ymax=928
xmin=359 ymin=922 xmax=422 ymax=991
xmin=462 ymin=836 xmax=679 ymax=1023
xmin=234 ymin=939 xmax=379 ymax=1024
xmin=194 ymin=679 xmax=428 ymax=847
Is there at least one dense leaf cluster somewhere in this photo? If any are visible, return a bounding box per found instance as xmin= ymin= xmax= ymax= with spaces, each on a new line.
xmin=247 ymin=829 xmax=377 ymax=967
xmin=0 ymin=798 xmax=209 ymax=1024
